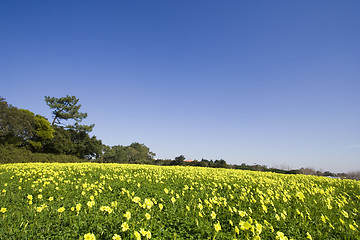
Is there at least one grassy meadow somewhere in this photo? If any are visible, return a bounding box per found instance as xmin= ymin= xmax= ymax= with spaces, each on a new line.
xmin=0 ymin=163 xmax=359 ymax=239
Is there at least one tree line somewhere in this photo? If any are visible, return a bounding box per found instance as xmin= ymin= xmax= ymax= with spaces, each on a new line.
xmin=0 ymin=95 xmax=357 ymax=179
xmin=0 ymin=96 xmax=102 ymax=159
xmin=0 ymin=95 xmax=158 ymax=165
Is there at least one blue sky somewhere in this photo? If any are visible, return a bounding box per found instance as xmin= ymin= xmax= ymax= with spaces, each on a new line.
xmin=1 ymin=1 xmax=359 ymax=173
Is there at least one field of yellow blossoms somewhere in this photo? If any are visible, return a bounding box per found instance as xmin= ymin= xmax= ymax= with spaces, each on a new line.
xmin=0 ymin=163 xmax=359 ymax=239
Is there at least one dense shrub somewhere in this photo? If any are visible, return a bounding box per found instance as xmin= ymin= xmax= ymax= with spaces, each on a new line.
xmin=0 ymin=146 xmax=85 ymax=164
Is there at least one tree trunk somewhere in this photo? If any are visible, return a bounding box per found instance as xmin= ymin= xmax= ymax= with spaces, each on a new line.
xmin=51 ymin=116 xmax=57 ymax=126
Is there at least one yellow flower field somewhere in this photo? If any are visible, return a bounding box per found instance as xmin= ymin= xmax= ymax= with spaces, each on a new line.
xmin=0 ymin=163 xmax=359 ymax=239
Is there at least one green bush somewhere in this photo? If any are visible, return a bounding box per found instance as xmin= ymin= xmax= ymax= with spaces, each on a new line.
xmin=0 ymin=146 xmax=85 ymax=164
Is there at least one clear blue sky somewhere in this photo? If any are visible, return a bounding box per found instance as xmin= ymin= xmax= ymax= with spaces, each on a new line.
xmin=1 ymin=1 xmax=359 ymax=173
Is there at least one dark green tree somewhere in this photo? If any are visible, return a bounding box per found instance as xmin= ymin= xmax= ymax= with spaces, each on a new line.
xmin=69 ymin=129 xmax=102 ymax=159
xmin=214 ymin=159 xmax=228 ymax=168
xmin=0 ymin=97 xmax=54 ymax=150
xmin=26 ymin=112 xmax=55 ymax=152
xmin=102 ymin=143 xmax=155 ymax=164
xmin=43 ymin=126 xmax=74 ymax=155
xmin=44 ymin=95 xmax=94 ymax=132
xmin=43 ymin=95 xmax=101 ymax=158
xmin=174 ymin=155 xmax=185 ymax=165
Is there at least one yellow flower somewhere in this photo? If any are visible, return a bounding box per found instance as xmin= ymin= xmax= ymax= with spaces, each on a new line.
xmin=57 ymin=207 xmax=65 ymax=213
xmin=27 ymin=195 xmax=33 ymax=200
xmin=159 ymin=204 xmax=163 ymax=211
xmin=210 ymin=211 xmax=216 ymax=219
xmin=238 ymin=211 xmax=246 ymax=217
xmin=121 ymin=222 xmax=129 ymax=232
xmin=145 ymin=213 xmax=151 ymax=220
xmin=144 ymin=199 xmax=153 ymax=209
xmin=295 ymin=191 xmax=305 ymax=202
xmin=0 ymin=208 xmax=7 ymax=213
xmin=140 ymin=228 xmax=147 ymax=236
xmin=111 ymin=201 xmax=118 ymax=208
xmin=276 ymin=231 xmax=288 ymax=240
xmin=239 ymin=221 xmax=252 ymax=230
xmin=112 ymin=234 xmax=121 ymax=240
xmin=262 ymin=204 xmax=267 ymax=213
xmin=133 ymin=197 xmax=141 ymax=203
xmin=349 ymin=224 xmax=357 ymax=231
xmin=134 ymin=231 xmax=141 ymax=240
xmin=234 ymin=226 xmax=239 ymax=235
xmin=306 ymin=232 xmax=312 ymax=240
xmin=84 ymin=233 xmax=96 ymax=240
xmin=124 ymin=211 xmax=131 ymax=220
xmin=76 ymin=203 xmax=81 ymax=212
xmin=87 ymin=201 xmax=95 ymax=208
xmin=214 ymin=221 xmax=221 ymax=232
xmin=48 ymin=197 xmax=54 ymax=201
xmin=171 ymin=197 xmax=176 ymax=203
xmin=146 ymin=231 xmax=151 ymax=239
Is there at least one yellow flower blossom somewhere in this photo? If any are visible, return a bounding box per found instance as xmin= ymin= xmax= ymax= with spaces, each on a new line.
xmin=84 ymin=233 xmax=96 ymax=240
xmin=124 ymin=211 xmax=131 ymax=220
xmin=349 ymin=224 xmax=357 ymax=231
xmin=112 ymin=234 xmax=121 ymax=240
xmin=239 ymin=221 xmax=252 ymax=230
xmin=214 ymin=221 xmax=221 ymax=232
xmin=238 ymin=211 xmax=246 ymax=217
xmin=235 ymin=226 xmax=239 ymax=235
xmin=134 ymin=231 xmax=141 ymax=240
xmin=76 ymin=203 xmax=81 ymax=212
xmin=57 ymin=207 xmax=65 ymax=213
xmin=276 ymin=231 xmax=288 ymax=240
xmin=87 ymin=201 xmax=95 ymax=208
xmin=146 ymin=231 xmax=151 ymax=239
xmin=140 ymin=228 xmax=147 ymax=236
xmin=121 ymin=222 xmax=129 ymax=232
xmin=159 ymin=204 xmax=163 ymax=211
